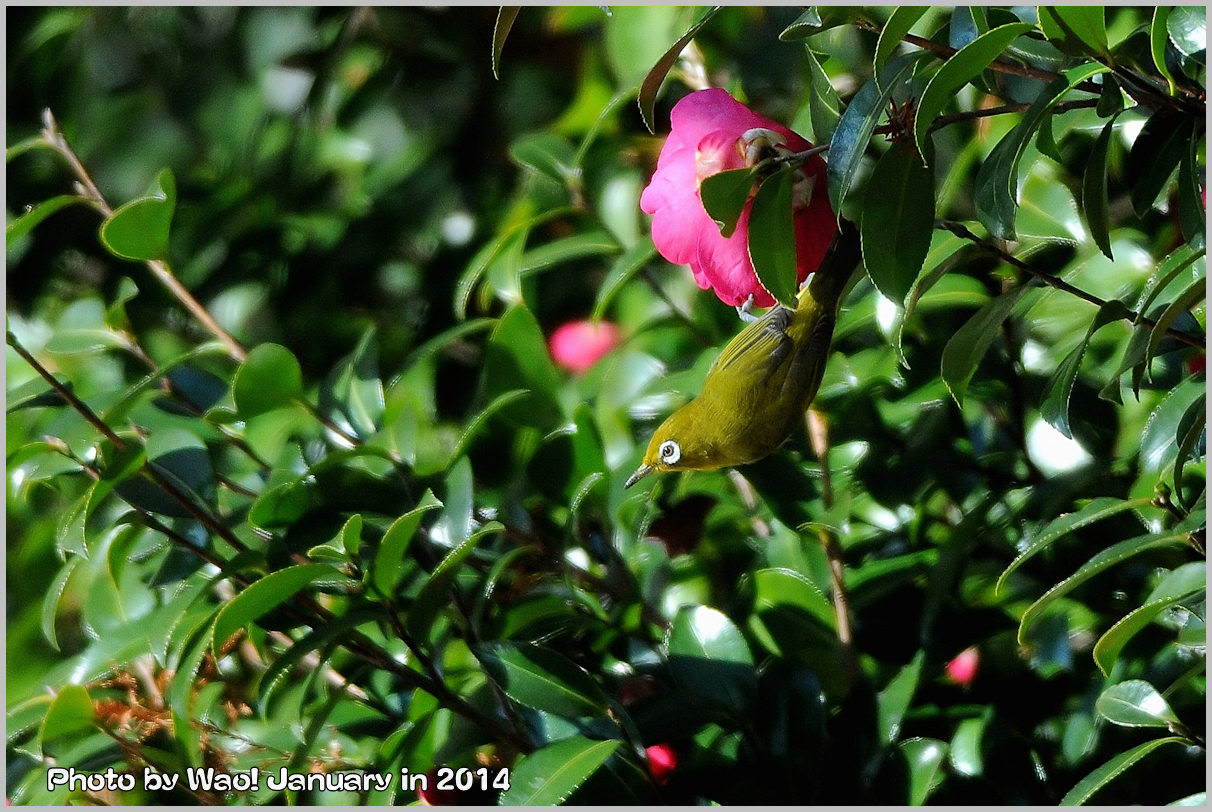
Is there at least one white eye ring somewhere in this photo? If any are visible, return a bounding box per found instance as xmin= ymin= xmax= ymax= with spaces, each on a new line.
xmin=658 ymin=440 xmax=681 ymax=465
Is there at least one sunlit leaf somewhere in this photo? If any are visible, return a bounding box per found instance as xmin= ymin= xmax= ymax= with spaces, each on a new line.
xmin=499 ymin=736 xmax=620 ymax=805
xmin=99 ymin=168 xmax=176 ymax=261
xmin=1060 ymin=737 xmax=1187 ymax=805
xmin=860 ymin=144 xmax=935 ymax=304
xmin=637 ymin=6 xmax=721 ymax=133
xmin=478 ymin=642 xmax=610 ymax=718
xmin=1094 ymin=562 xmax=1205 ymax=674
xmin=748 ymin=166 xmax=799 ymax=308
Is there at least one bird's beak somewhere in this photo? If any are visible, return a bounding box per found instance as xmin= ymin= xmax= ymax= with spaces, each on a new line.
xmin=624 ymin=464 xmax=653 ymax=489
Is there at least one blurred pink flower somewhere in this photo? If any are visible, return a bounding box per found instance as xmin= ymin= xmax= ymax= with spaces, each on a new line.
xmin=645 ymin=743 xmax=678 ymax=784
xmin=945 ymin=646 xmax=980 ymax=687
xmin=549 ymin=319 xmax=621 ymax=373
xmin=639 ymin=88 xmax=835 ymax=307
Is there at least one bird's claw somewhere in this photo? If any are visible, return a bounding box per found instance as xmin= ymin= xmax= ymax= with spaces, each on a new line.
xmin=735 ymin=294 xmax=758 ymax=323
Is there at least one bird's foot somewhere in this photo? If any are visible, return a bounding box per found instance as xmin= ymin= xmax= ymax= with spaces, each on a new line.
xmin=735 ymin=294 xmax=758 ymax=323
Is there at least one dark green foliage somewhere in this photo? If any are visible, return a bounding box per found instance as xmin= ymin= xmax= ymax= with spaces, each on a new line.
xmin=7 ymin=6 xmax=1205 ymax=806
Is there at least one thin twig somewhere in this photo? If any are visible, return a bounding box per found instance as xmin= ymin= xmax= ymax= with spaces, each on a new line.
xmin=939 ymin=220 xmax=1206 ymax=350
xmin=929 ymin=98 xmax=1099 ymax=132
xmin=39 ymin=109 xmax=248 ymax=362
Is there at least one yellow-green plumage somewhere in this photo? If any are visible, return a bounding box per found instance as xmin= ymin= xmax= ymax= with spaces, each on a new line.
xmin=626 ymin=224 xmax=859 ymax=488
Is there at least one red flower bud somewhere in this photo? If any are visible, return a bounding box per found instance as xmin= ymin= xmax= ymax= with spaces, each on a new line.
xmin=645 ymin=743 xmax=678 ymax=784
xmin=549 ymin=319 xmax=621 ymax=374
xmin=945 ymin=646 xmax=980 ymax=687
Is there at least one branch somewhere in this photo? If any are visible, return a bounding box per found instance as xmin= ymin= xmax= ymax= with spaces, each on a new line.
xmin=39 ymin=109 xmax=248 ymax=362
xmin=939 ymin=221 xmax=1206 ymax=350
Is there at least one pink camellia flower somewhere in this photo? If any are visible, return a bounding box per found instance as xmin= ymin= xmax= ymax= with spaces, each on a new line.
xmin=549 ymin=319 xmax=621 ymax=373
xmin=640 ymin=88 xmax=835 ymax=307
xmin=945 ymin=646 xmax=981 ymax=687
xmin=645 ymin=743 xmax=678 ymax=784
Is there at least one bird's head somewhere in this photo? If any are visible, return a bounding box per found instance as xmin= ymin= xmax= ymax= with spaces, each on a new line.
xmin=625 ymin=406 xmax=722 ymax=489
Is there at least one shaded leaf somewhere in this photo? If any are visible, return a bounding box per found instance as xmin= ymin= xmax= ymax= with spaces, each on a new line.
xmin=405 ymin=521 xmax=502 ymax=643
xmin=804 ymin=47 xmax=841 ymax=143
xmin=1038 ymin=6 xmax=1109 ymax=58
xmin=747 ymin=166 xmax=799 ymax=307
xmin=39 ymin=685 xmax=95 ymax=750
xmin=212 ymin=564 xmax=346 ymax=654
xmin=637 ymin=6 xmax=722 ymax=133
xmin=592 ymin=241 xmax=656 ymax=321
xmin=1128 ymin=112 xmax=1192 ymax=218
xmin=478 ymin=642 xmax=610 ymax=718
xmin=6 ymin=194 xmax=87 ymax=246
xmin=875 ymin=7 xmax=928 ymax=84
xmin=1060 ymin=737 xmax=1187 ymax=805
xmin=499 ymin=736 xmax=620 ymax=805
xmin=232 ymin=343 xmax=304 ymax=419
xmin=878 ymin=652 xmax=924 ymax=744
xmin=941 ymin=283 xmax=1032 ymax=407
xmin=699 ymin=166 xmax=758 ymax=239
xmin=1150 ymin=7 xmax=1178 ymax=95
xmin=1041 ymin=300 xmax=1132 ymax=438
xmin=860 ymin=144 xmax=935 ymax=304
xmin=371 ymin=492 xmax=442 ymax=598
xmin=666 ymin=604 xmax=756 ymax=713
xmin=510 ymin=132 xmax=578 ymax=185
xmin=1094 ymin=563 xmax=1205 ymax=674
xmin=1082 ymin=117 xmax=1118 ymax=259
xmin=491 ymin=7 xmax=521 ymax=79
xmin=901 ymin=737 xmax=948 ymax=805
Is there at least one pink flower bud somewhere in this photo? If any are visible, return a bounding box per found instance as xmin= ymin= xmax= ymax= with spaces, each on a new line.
xmin=640 ymin=88 xmax=835 ymax=307
xmin=548 ymin=319 xmax=621 ymax=374
xmin=945 ymin=646 xmax=980 ymax=687
xmin=645 ymin=743 xmax=678 ymax=784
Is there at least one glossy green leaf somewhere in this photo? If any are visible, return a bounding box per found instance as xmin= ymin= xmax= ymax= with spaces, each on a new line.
xmin=1147 ymin=277 xmax=1207 ymax=377
xmin=1094 ymin=563 xmax=1205 ymax=674
xmin=1136 ymin=244 xmax=1204 ymax=328
xmin=1082 ymin=117 xmax=1118 ymax=259
xmin=510 ymin=132 xmax=578 ymax=185
xmin=1061 ymin=737 xmax=1187 ymax=805
xmin=940 ymin=283 xmax=1031 ymax=407
xmin=878 ymin=651 xmax=924 ymax=744
xmin=371 ymin=493 xmax=442 ymax=597
xmin=232 ymin=343 xmax=304 ymax=419
xmin=592 ymin=241 xmax=656 ymax=321
xmin=748 ymin=166 xmax=799 ymax=308
xmin=6 ymin=194 xmax=86 ymax=246
xmin=901 ymin=737 xmax=948 ymax=805
xmin=1178 ymin=134 xmax=1205 ymax=251
xmin=666 ymin=604 xmax=756 ymax=713
xmin=804 ymin=47 xmax=841 ymax=144
xmin=491 ymin=7 xmax=520 ymax=79
xmin=1166 ymin=7 xmax=1206 ymax=60
xmin=481 ymin=305 xmax=562 ymax=429
xmin=874 ymin=7 xmax=928 ymax=84
xmin=499 ymin=736 xmax=620 ymax=805
xmin=974 ymin=64 xmax=1107 ymax=239
xmin=779 ymin=7 xmax=863 ymax=40
xmin=1172 ymin=394 xmax=1206 ymax=503
xmin=39 ymin=684 xmax=96 ymax=748
xmin=99 ymin=168 xmax=176 ymax=261
xmin=323 ymin=327 xmax=384 ymax=439
xmin=699 ymin=166 xmax=758 ymax=239
xmin=636 ymin=6 xmax=721 ymax=133
xmin=998 ymin=496 xmax=1154 ymax=593
xmin=1150 ymin=8 xmax=1178 ymax=95
xmin=256 ymin=608 xmax=377 ymax=713
xmin=479 ymin=642 xmax=610 ymax=718
xmin=1128 ymin=113 xmax=1192 ymax=218
xmin=1041 ymin=300 xmax=1132 ymax=439
xmin=521 ymin=230 xmax=618 ymax=276
xmin=405 ymin=521 xmax=502 ymax=643
xmin=950 ymin=713 xmax=989 ymax=776
xmin=212 ymin=564 xmax=345 ymax=654
xmin=860 ymin=144 xmax=935 ymax=304
xmin=1095 ymin=75 xmax=1123 ymax=117
xmin=1097 ymin=680 xmax=1182 ymax=728
xmin=913 ymin=23 xmax=1034 ymax=160
xmin=1038 ymin=6 xmax=1109 ymax=58
xmin=1018 ymin=528 xmax=1192 ymax=643
xmin=829 ymin=53 xmax=926 ymax=211
xmin=1141 ymin=381 xmax=1206 ymax=475
xmin=41 ymin=555 xmax=83 ymax=652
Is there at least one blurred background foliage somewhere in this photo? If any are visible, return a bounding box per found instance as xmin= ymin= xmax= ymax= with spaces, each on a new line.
xmin=5 ymin=5 xmax=1206 ymax=806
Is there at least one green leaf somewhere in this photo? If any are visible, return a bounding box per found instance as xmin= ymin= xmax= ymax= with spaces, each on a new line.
xmin=592 ymin=241 xmax=656 ymax=321
xmin=1060 ymin=737 xmax=1187 ymax=805
xmin=6 ymin=194 xmax=87 ymax=247
xmin=481 ymin=305 xmax=563 ymax=429
xmin=39 ymin=684 xmax=96 ymax=750
xmin=1038 ymin=6 xmax=1109 ymax=58
xmin=499 ymin=736 xmax=620 ymax=805
xmin=950 ymin=713 xmax=989 ymax=777
xmin=779 ymin=7 xmax=862 ymax=40
xmin=491 ymin=7 xmax=520 ymax=79
xmin=1172 ymin=395 xmax=1206 ymax=504
xmin=1095 ymin=75 xmax=1123 ymax=117
xmin=699 ymin=166 xmax=758 ymax=239
xmin=1178 ymin=133 xmax=1205 ymax=251
xmin=371 ymin=493 xmax=442 ymax=597
xmin=666 ymin=604 xmax=756 ymax=713
xmin=747 ymin=166 xmax=799 ymax=308
xmin=875 ymin=7 xmax=929 ymax=84
xmin=1136 ymin=244 xmax=1204 ymax=328
xmin=519 ymin=229 xmax=618 ymax=276
xmin=405 ymin=521 xmax=502 ymax=643
xmin=1082 ymin=117 xmax=1118 ymax=259
xmin=940 ymin=283 xmax=1031 ymax=407
xmin=211 ymin=564 xmax=345 ymax=654
xmin=913 ymin=23 xmax=1035 ymax=160
xmin=1041 ymin=300 xmax=1132 ymax=438
xmin=1097 ymin=679 xmax=1184 ymax=728
xmin=636 ymin=6 xmax=722 ymax=133
xmin=1018 ymin=528 xmax=1192 ymax=643
xmin=1146 ymin=277 xmax=1207 ymax=374
xmin=99 ymin=168 xmax=176 ymax=261
xmin=41 ymin=556 xmax=83 ymax=652
xmin=860 ymin=145 xmax=935 ymax=304
xmin=804 ymin=47 xmax=841 ymax=144
xmin=478 ymin=642 xmax=610 ymax=718
xmin=974 ymin=64 xmax=1107 ymax=239
xmin=829 ymin=53 xmax=926 ymax=211
xmin=324 ymin=327 xmax=384 ymax=439
xmin=901 ymin=738 xmax=948 ymax=805
xmin=1165 ymin=7 xmax=1206 ymax=60
xmin=232 ymin=343 xmax=304 ymax=419
xmin=878 ymin=651 xmax=924 ymax=744
xmin=1128 ymin=113 xmax=1192 ymax=218
xmin=256 ymin=609 xmax=377 ymax=713
xmin=510 ymin=132 xmax=578 ymax=185
xmin=1140 ymin=381 xmax=1206 ymax=475
xmin=1150 ymin=8 xmax=1178 ymax=95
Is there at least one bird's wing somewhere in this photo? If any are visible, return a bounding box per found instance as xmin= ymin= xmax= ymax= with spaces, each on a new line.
xmin=706 ymin=305 xmax=794 ymax=383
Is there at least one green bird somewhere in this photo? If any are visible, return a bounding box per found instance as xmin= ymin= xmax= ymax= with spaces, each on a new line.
xmin=625 ymin=221 xmax=860 ymax=489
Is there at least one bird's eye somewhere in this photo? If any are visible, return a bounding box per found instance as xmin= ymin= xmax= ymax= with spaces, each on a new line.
xmin=658 ymin=440 xmax=681 ymax=465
